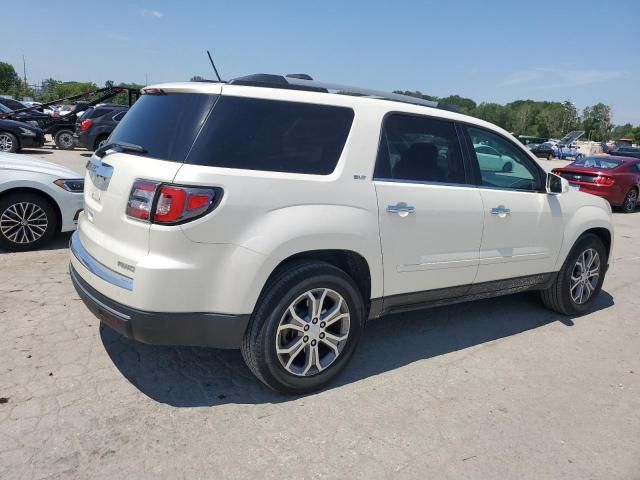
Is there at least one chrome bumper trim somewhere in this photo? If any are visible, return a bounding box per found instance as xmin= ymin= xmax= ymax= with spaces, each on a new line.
xmin=70 ymin=231 xmax=133 ymax=291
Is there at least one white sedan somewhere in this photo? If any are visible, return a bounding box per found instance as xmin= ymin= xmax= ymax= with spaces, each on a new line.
xmin=0 ymin=153 xmax=84 ymax=251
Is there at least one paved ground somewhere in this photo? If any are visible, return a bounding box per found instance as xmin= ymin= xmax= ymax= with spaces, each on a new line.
xmin=1 ymin=145 xmax=639 ymax=479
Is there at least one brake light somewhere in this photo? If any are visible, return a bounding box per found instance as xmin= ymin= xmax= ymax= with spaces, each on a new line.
xmin=126 ymin=180 xmax=219 ymax=224
xmin=79 ymin=119 xmax=93 ymax=132
xmin=594 ymin=176 xmax=614 ymax=186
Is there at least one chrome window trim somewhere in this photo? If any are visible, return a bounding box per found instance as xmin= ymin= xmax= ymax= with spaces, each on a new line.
xmin=373 ymin=177 xmax=475 ymax=188
xmin=70 ymin=231 xmax=133 ymax=291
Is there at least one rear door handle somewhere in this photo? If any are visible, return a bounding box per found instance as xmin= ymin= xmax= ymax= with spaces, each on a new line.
xmin=490 ymin=205 xmax=511 ymax=216
xmin=387 ymin=202 xmax=415 ymax=216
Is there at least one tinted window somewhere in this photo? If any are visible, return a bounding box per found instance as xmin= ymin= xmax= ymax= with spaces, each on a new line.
xmin=188 ymin=96 xmax=354 ymax=175
xmin=87 ymin=108 xmax=112 ymax=119
xmin=112 ymin=111 xmax=126 ymax=121
xmin=109 ymin=93 xmax=218 ymax=162
xmin=374 ymin=114 xmax=466 ymax=184
xmin=467 ymin=126 xmax=543 ymax=191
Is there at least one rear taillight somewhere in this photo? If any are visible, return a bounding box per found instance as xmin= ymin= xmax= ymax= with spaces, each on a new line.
xmin=595 ymin=176 xmax=614 ymax=186
xmin=126 ymin=180 xmax=220 ymax=224
xmin=79 ymin=119 xmax=93 ymax=132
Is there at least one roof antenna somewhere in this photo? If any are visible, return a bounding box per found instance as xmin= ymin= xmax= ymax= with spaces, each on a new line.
xmin=207 ymin=50 xmax=223 ymax=83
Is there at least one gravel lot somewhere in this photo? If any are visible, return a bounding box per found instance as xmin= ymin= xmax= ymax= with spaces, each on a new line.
xmin=1 ymin=145 xmax=639 ymax=479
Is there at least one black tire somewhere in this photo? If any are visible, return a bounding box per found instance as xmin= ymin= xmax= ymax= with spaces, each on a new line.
xmin=0 ymin=192 xmax=58 ymax=252
xmin=540 ymin=233 xmax=607 ymax=316
xmin=54 ymin=129 xmax=75 ymax=150
xmin=621 ymin=187 xmax=638 ymax=213
xmin=93 ymin=135 xmax=109 ymax=151
xmin=241 ymin=260 xmax=365 ymax=394
xmin=0 ymin=131 xmax=19 ymax=153
xmin=547 ymin=153 xmax=553 ymax=160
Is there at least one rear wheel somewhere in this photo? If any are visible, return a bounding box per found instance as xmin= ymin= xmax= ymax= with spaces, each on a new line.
xmin=93 ymin=135 xmax=109 ymax=151
xmin=0 ymin=193 xmax=57 ymax=251
xmin=241 ymin=261 xmax=365 ymax=394
xmin=540 ymin=234 xmax=607 ymax=315
xmin=547 ymin=153 xmax=553 ymax=160
xmin=54 ymin=129 xmax=75 ymax=150
xmin=0 ymin=132 xmax=18 ymax=153
xmin=621 ymin=187 xmax=638 ymax=213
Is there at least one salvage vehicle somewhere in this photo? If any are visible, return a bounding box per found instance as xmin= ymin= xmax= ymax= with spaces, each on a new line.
xmin=0 ymin=117 xmax=45 ymax=153
xmin=74 ymin=105 xmax=128 ymax=151
xmin=552 ymin=155 xmax=640 ymax=212
xmin=0 ymin=102 xmax=50 ymax=129
xmin=0 ymin=153 xmax=83 ymax=251
xmin=70 ymin=74 xmax=614 ymax=394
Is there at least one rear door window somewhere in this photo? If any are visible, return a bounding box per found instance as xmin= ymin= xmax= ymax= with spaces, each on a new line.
xmin=187 ymin=96 xmax=354 ymax=175
xmin=108 ymin=93 xmax=218 ymax=162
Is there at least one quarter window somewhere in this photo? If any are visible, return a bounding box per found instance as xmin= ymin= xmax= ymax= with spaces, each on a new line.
xmin=466 ymin=126 xmax=543 ymax=191
xmin=374 ymin=114 xmax=466 ymax=184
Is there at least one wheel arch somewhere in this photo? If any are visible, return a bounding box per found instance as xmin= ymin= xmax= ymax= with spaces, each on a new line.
xmin=262 ymin=249 xmax=372 ymax=312
xmin=0 ymin=187 xmax=62 ymax=232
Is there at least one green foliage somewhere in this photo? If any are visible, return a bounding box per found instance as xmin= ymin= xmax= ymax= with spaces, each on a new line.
xmin=0 ymin=61 xmax=21 ymax=93
xmin=190 ymin=75 xmax=207 ymax=82
xmin=581 ymin=103 xmax=612 ymax=141
xmin=38 ymin=81 xmax=99 ymax=102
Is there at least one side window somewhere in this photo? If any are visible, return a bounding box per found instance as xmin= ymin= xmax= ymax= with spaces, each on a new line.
xmin=466 ymin=126 xmax=543 ymax=191
xmin=374 ymin=114 xmax=466 ymax=184
xmin=112 ymin=111 xmax=126 ymax=122
xmin=633 ymin=163 xmax=640 ymax=172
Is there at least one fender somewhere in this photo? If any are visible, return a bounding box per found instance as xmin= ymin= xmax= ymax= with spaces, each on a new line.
xmin=554 ymin=203 xmax=614 ymax=271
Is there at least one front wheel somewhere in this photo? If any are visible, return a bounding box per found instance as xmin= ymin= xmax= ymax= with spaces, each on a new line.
xmin=0 ymin=131 xmax=19 ymax=153
xmin=540 ymin=234 xmax=607 ymax=315
xmin=54 ymin=129 xmax=75 ymax=150
xmin=621 ymin=188 xmax=638 ymax=213
xmin=241 ymin=261 xmax=365 ymax=394
xmin=0 ymin=193 xmax=57 ymax=251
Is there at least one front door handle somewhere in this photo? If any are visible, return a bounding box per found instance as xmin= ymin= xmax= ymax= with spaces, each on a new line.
xmin=387 ymin=202 xmax=415 ymax=216
xmin=490 ymin=205 xmax=511 ymax=217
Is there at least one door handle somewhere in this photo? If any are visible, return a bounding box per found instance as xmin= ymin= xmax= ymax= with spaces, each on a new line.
xmin=490 ymin=205 xmax=511 ymax=216
xmin=387 ymin=202 xmax=415 ymax=216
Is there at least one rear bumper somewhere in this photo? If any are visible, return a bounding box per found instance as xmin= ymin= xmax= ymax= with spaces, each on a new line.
xmin=570 ymin=183 xmax=623 ymax=205
xmin=70 ymin=264 xmax=249 ymax=349
xmin=20 ymin=134 xmax=45 ymax=148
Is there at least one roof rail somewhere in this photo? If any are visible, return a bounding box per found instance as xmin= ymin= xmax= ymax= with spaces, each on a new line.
xmin=228 ymin=74 xmax=441 ymax=110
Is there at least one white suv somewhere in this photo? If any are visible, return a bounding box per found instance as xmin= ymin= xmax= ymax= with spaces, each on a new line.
xmin=69 ymin=74 xmax=613 ymax=394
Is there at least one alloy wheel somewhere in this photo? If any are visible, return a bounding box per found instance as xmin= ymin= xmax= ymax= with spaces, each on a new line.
xmin=276 ymin=288 xmax=350 ymax=377
xmin=0 ymin=202 xmax=49 ymax=244
xmin=570 ymin=248 xmax=600 ymax=304
xmin=0 ymin=134 xmax=13 ymax=152
xmin=625 ymin=189 xmax=637 ymax=211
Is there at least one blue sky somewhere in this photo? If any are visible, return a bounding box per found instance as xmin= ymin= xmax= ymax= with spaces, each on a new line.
xmin=4 ymin=0 xmax=639 ymax=123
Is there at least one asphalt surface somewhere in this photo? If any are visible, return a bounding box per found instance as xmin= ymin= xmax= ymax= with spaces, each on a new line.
xmin=1 ymin=145 xmax=638 ymax=479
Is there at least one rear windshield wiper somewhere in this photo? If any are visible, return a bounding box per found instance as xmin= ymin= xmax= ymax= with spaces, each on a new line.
xmin=95 ymin=141 xmax=147 ymax=158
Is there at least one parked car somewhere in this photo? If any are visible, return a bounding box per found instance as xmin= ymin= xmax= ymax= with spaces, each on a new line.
xmin=0 ymin=153 xmax=84 ymax=251
xmin=530 ymin=143 xmax=556 ymax=160
xmin=609 ymin=146 xmax=640 ymax=159
xmin=472 ymin=144 xmax=513 ymax=172
xmin=74 ymin=105 xmax=128 ymax=151
xmin=0 ymin=103 xmax=50 ymax=129
xmin=552 ymin=155 xmax=640 ymax=212
xmin=0 ymin=97 xmax=29 ymax=111
xmin=0 ymin=118 xmax=45 ymax=153
xmin=70 ymin=74 xmax=613 ymax=394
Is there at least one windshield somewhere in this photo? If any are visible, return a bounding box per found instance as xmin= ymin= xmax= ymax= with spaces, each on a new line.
xmin=571 ymin=157 xmax=622 ymax=169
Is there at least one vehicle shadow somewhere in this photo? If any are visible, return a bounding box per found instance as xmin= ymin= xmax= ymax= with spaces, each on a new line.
xmin=19 ymin=149 xmax=53 ymax=155
xmin=100 ymin=290 xmax=614 ymax=407
xmin=0 ymin=231 xmax=72 ymax=254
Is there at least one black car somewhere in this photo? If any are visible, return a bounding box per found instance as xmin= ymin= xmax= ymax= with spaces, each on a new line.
xmin=609 ymin=146 xmax=640 ymax=159
xmin=530 ymin=143 xmax=555 ymax=160
xmin=0 ymin=119 xmax=45 ymax=153
xmin=73 ymin=105 xmax=128 ymax=151
xmin=0 ymin=102 xmax=50 ymax=129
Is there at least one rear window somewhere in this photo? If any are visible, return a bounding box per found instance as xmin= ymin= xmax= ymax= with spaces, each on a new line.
xmin=571 ymin=157 xmax=622 ymax=169
xmin=108 ymin=93 xmax=218 ymax=162
xmin=187 ymin=96 xmax=354 ymax=175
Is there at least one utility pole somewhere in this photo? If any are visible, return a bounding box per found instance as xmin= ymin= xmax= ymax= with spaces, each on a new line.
xmin=22 ymin=55 xmax=27 ymax=86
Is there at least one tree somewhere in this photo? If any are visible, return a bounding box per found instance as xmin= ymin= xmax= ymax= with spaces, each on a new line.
xmin=582 ymin=103 xmax=612 ymax=141
xmin=190 ymin=75 xmax=207 ymax=82
xmin=438 ymin=95 xmax=476 ymax=114
xmin=473 ymin=102 xmax=508 ymax=128
xmin=0 ymin=61 xmax=21 ymax=94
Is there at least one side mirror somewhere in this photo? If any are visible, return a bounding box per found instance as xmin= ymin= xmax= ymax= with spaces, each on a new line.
xmin=546 ymin=172 xmax=569 ymax=194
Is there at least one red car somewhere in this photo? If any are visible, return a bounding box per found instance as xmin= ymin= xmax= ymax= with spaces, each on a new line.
xmin=552 ymin=155 xmax=640 ymax=213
